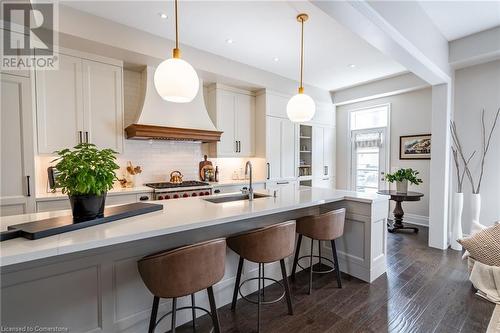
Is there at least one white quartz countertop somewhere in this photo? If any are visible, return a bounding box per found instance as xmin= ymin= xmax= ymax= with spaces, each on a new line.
xmin=1 ymin=188 xmax=387 ymax=267
xmin=36 ymin=186 xmax=152 ymax=201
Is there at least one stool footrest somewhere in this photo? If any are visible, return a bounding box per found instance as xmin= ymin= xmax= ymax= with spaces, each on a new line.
xmin=297 ymin=255 xmax=335 ymax=274
xmin=154 ymin=305 xmax=212 ymax=332
xmin=238 ymin=276 xmax=285 ymax=305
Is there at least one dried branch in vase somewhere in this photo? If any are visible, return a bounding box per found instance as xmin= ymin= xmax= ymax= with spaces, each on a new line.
xmin=476 ymin=107 xmax=500 ymax=193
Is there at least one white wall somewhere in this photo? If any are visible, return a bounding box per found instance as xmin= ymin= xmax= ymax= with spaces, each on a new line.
xmin=336 ymin=88 xmax=432 ymax=224
xmin=453 ymin=59 xmax=500 ymax=232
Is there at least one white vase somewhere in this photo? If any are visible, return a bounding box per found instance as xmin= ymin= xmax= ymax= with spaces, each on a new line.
xmin=471 ymin=192 xmax=481 ymax=222
xmin=450 ymin=192 xmax=463 ymax=251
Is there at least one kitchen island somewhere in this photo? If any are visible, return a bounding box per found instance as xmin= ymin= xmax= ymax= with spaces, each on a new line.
xmin=1 ymin=187 xmax=388 ymax=332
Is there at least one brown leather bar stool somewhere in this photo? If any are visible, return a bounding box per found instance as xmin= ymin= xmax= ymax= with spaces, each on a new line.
xmin=291 ymin=208 xmax=346 ymax=294
xmin=228 ymin=221 xmax=296 ymax=332
xmin=138 ymin=238 xmax=226 ymax=333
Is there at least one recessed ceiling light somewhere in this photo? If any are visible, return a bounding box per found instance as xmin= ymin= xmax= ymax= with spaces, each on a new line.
xmin=159 ymin=13 xmax=168 ymax=19
xmin=348 ymin=64 xmax=357 ymax=68
xmin=226 ymin=38 xmax=234 ymax=44
xmin=273 ymin=57 xmax=279 ymax=62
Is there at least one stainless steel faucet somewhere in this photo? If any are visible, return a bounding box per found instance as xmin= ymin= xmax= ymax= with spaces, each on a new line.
xmin=245 ymin=161 xmax=254 ymax=201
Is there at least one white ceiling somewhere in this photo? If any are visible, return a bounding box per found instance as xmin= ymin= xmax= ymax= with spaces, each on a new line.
xmin=419 ymin=1 xmax=500 ymax=41
xmin=62 ymin=1 xmax=406 ymax=91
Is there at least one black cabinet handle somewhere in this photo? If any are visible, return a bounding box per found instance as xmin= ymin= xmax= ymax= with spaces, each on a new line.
xmin=85 ymin=131 xmax=89 ymax=143
xmin=277 ymin=181 xmax=289 ymax=185
xmin=266 ymin=163 xmax=270 ymax=180
xmin=26 ymin=175 xmax=31 ymax=197
xmin=214 ymin=189 xmax=221 ymax=194
xmin=237 ymin=141 xmax=241 ymax=153
xmin=139 ymin=195 xmax=149 ymax=201
xmin=235 ymin=141 xmax=238 ymax=153
xmin=78 ymin=131 xmax=83 ymax=144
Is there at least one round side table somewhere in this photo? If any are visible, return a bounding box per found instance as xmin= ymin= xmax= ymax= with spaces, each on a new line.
xmin=377 ymin=190 xmax=424 ymax=233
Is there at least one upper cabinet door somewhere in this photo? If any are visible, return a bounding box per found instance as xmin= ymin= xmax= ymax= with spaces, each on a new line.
xmin=217 ymin=90 xmax=237 ymax=156
xmin=281 ymin=119 xmax=296 ymax=179
xmin=235 ymin=93 xmax=255 ymax=156
xmin=36 ymin=53 xmax=83 ymax=153
xmin=1 ymin=74 xmax=35 ymax=215
xmin=266 ymin=116 xmax=282 ymax=180
xmin=82 ymin=60 xmax=123 ymax=152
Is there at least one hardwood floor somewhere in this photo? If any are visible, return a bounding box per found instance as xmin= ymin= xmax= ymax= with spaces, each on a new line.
xmin=177 ymin=226 xmax=495 ymax=333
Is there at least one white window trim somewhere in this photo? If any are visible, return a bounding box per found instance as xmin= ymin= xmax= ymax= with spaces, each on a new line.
xmin=346 ymin=103 xmax=391 ymax=191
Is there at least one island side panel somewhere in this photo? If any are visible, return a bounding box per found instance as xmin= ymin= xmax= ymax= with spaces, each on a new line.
xmin=320 ymin=198 xmax=388 ymax=283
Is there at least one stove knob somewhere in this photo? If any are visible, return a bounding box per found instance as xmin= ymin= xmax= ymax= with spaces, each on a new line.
xmin=173 ymin=194 xmax=179 ymax=199
xmin=205 ymin=191 xmax=210 ymax=196
xmin=199 ymin=192 xmax=205 ymax=196
xmin=157 ymin=195 xmax=164 ymax=200
xmin=191 ymin=193 xmax=197 ymax=197
xmin=183 ymin=193 xmax=189 ymax=198
xmin=165 ymin=195 xmax=171 ymax=200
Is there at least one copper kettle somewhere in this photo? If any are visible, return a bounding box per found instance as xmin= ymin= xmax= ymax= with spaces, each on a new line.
xmin=169 ymin=170 xmax=183 ymax=184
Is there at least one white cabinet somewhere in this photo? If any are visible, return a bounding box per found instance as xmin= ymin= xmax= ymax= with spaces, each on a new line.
xmin=1 ymin=73 xmax=36 ymax=216
xmin=312 ymin=125 xmax=335 ymax=189
xmin=207 ymin=84 xmax=255 ymax=157
xmin=35 ymin=51 xmax=124 ymax=153
xmin=265 ymin=116 xmax=297 ymax=181
xmin=36 ymin=53 xmax=83 ymax=153
xmin=82 ymin=60 xmax=123 ymax=152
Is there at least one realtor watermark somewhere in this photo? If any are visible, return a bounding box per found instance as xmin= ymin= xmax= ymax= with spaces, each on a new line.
xmin=0 ymin=326 xmax=68 ymax=332
xmin=1 ymin=1 xmax=59 ymax=70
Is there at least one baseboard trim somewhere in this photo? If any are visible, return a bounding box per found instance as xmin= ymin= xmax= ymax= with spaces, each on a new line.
xmin=403 ymin=213 xmax=429 ymax=227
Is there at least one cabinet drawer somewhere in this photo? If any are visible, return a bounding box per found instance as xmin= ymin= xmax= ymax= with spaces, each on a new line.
xmin=36 ymin=193 xmax=141 ymax=213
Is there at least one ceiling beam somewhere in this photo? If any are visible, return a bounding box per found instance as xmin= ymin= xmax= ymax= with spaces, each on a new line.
xmin=311 ymin=0 xmax=451 ymax=85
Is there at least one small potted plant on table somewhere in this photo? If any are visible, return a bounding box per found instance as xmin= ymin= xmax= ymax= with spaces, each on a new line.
xmin=385 ymin=168 xmax=423 ymax=194
xmin=53 ymin=143 xmax=119 ymax=221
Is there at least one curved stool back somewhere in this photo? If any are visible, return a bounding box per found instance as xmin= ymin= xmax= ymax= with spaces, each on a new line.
xmin=227 ymin=220 xmax=296 ymax=263
xmin=291 ymin=208 xmax=346 ymax=294
xmin=138 ymin=238 xmax=226 ymax=333
xmin=227 ymin=221 xmax=296 ymax=332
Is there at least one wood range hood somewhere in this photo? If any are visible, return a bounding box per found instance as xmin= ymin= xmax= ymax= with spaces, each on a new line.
xmin=125 ymin=66 xmax=222 ymax=143
xmin=125 ymin=124 xmax=222 ymax=143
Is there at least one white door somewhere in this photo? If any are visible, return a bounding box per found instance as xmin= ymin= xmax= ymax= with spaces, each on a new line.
xmin=217 ymin=90 xmax=237 ymax=156
xmin=266 ymin=116 xmax=282 ymax=180
xmin=36 ymin=53 xmax=83 ymax=153
xmin=281 ymin=119 xmax=296 ymax=179
xmin=350 ymin=128 xmax=388 ymax=194
xmin=1 ymin=74 xmax=35 ymax=216
xmin=235 ymin=93 xmax=254 ymax=156
xmin=82 ymin=60 xmax=123 ymax=152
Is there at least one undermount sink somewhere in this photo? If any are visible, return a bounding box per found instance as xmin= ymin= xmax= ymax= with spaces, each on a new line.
xmin=203 ymin=193 xmax=270 ymax=204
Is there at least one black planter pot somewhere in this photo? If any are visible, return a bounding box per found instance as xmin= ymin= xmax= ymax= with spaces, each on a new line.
xmin=69 ymin=193 xmax=107 ymax=222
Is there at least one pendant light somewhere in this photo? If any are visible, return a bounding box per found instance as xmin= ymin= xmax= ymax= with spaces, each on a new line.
xmin=287 ymin=13 xmax=315 ymax=122
xmin=154 ymin=0 xmax=199 ymax=103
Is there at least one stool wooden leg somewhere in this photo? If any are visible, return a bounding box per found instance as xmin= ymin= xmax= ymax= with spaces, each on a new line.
xmin=191 ymin=293 xmax=196 ymax=331
xmin=280 ymin=259 xmax=293 ymax=315
xmin=257 ymin=263 xmax=262 ymax=333
xmin=171 ymin=298 xmax=177 ymax=333
xmin=207 ymin=286 xmax=221 ymax=333
xmin=291 ymin=234 xmax=302 ymax=281
xmin=331 ymin=239 xmax=342 ymax=288
xmin=148 ymin=296 xmax=159 ymax=333
xmin=231 ymin=256 xmax=244 ymax=311
xmin=309 ymin=238 xmax=314 ymax=295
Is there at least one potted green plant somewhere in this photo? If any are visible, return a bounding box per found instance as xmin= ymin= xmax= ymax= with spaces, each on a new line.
xmin=53 ymin=143 xmax=119 ymax=221
xmin=385 ymin=168 xmax=423 ymax=194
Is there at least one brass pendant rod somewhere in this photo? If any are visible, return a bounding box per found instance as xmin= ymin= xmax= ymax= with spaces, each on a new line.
xmin=175 ymin=0 xmax=179 ymax=50
xmin=299 ymin=17 xmax=304 ymax=92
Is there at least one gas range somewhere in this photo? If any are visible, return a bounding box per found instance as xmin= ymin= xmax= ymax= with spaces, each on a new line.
xmin=144 ymin=181 xmax=212 ymax=200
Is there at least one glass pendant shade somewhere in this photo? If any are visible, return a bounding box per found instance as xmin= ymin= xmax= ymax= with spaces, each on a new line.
xmin=286 ymin=92 xmax=316 ymax=122
xmin=154 ymin=57 xmax=199 ymax=103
